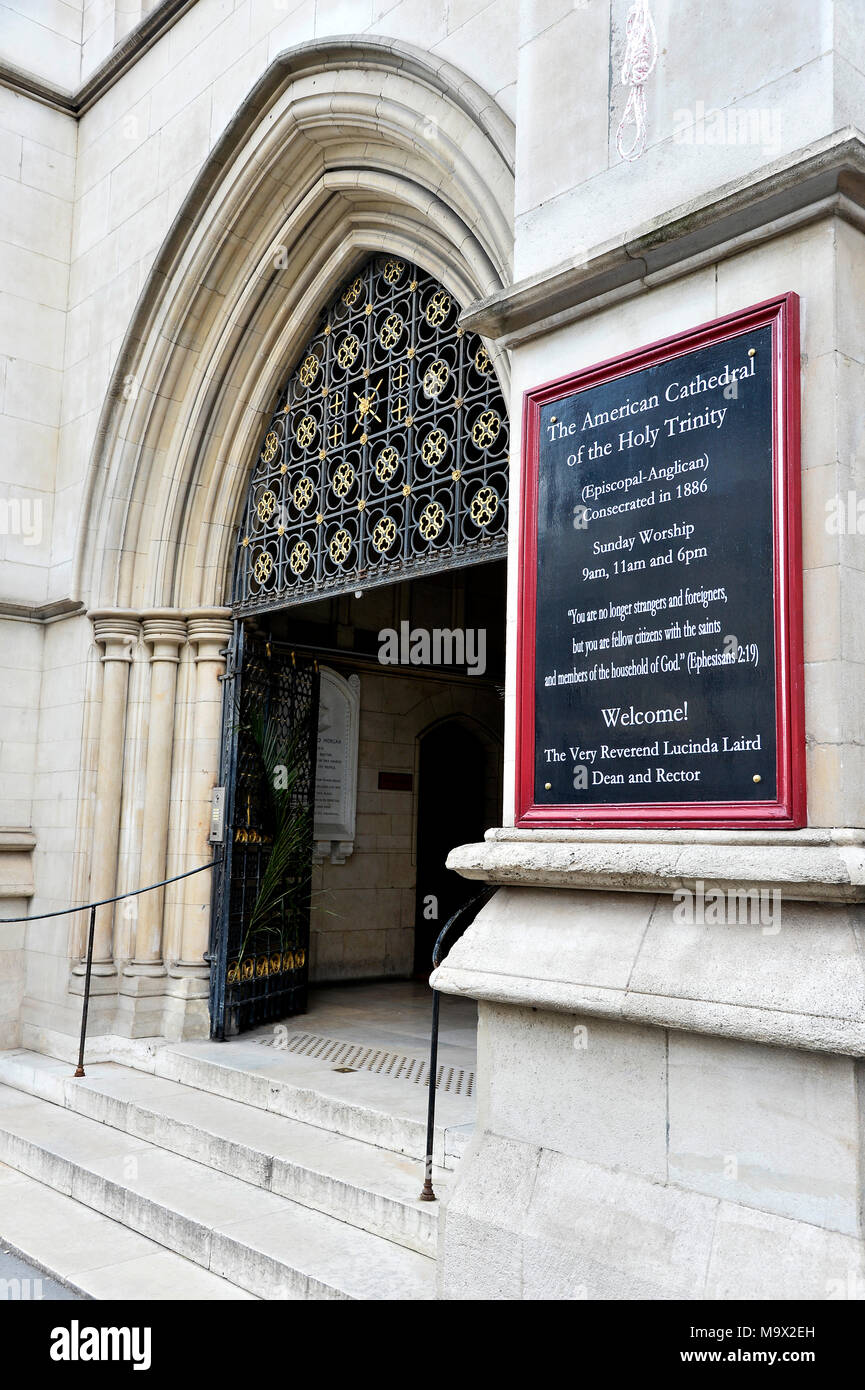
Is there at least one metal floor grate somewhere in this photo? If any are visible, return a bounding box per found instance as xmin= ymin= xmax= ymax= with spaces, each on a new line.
xmin=257 ymin=1030 xmax=474 ymax=1096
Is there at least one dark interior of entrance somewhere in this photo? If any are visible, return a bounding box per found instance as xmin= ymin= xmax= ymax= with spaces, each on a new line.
xmin=265 ymin=559 xmax=505 ymax=987
xmin=414 ymin=719 xmax=488 ymax=974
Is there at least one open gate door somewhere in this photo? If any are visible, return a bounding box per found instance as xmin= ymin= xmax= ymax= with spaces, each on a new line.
xmin=209 ymin=625 xmax=320 ymax=1038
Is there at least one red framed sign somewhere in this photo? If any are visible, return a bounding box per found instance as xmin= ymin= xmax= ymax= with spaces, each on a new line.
xmin=516 ymin=293 xmax=804 ymax=829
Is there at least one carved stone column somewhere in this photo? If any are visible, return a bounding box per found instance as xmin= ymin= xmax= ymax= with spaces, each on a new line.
xmin=84 ymin=609 xmax=140 ymax=975
xmin=169 ymin=608 xmax=232 ymax=1000
xmin=125 ymin=611 xmax=187 ymax=976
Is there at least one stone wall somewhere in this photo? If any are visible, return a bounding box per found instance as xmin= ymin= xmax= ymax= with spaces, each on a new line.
xmin=514 ymin=0 xmax=862 ymax=280
xmin=0 ymin=87 xmax=73 ymax=608
xmin=435 ymin=885 xmax=865 ymax=1299
xmin=0 ymin=1 xmax=83 ymax=89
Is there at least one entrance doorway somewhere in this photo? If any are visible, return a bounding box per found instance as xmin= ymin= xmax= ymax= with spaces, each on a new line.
xmin=414 ymin=719 xmax=490 ymax=974
xmin=210 ymin=562 xmax=504 ymax=1036
xmin=209 ymin=252 xmax=509 ymax=1038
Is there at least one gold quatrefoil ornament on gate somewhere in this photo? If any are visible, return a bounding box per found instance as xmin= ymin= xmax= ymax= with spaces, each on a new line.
xmin=336 ymin=334 xmax=361 ymax=369
xmin=425 ymin=290 xmax=451 ymax=326
xmin=289 ymin=540 xmax=310 ymax=574
xmin=471 ymin=409 xmax=501 ymax=449
xmin=331 ymin=462 xmax=355 ymax=497
xmin=372 ymin=516 xmax=397 ymax=552
xmin=295 ymin=414 xmax=317 ymax=448
xmin=378 ymin=314 xmax=404 ymax=350
xmin=418 ymin=501 xmax=445 ymax=539
xmin=256 ymin=489 xmax=277 ymax=522
xmin=299 ymin=354 xmax=320 ymax=387
xmin=421 ymin=429 xmax=448 ymax=467
xmin=342 ymin=277 xmax=363 ymax=306
xmin=261 ymin=431 xmax=279 ymax=463
xmin=292 ymin=475 xmax=314 ymax=510
xmin=422 ymin=359 xmax=449 ymax=398
xmin=470 ymin=486 xmax=499 ymax=527
xmin=375 ymin=446 xmax=399 ymax=481
xmin=329 ymin=529 xmax=352 ymax=564
xmin=252 ymin=550 xmax=273 ymax=583
xmin=382 ymin=258 xmax=405 ymax=284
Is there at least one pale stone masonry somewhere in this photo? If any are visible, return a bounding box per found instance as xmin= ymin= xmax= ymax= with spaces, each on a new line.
xmin=0 ymin=0 xmax=863 ymax=1299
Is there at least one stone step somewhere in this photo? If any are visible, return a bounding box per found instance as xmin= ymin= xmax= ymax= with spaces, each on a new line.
xmin=146 ymin=1033 xmax=474 ymax=1169
xmin=0 ymin=1084 xmax=436 ymax=1300
xmin=0 ymin=1051 xmax=443 ymax=1255
xmin=0 ymin=1161 xmax=257 ymax=1300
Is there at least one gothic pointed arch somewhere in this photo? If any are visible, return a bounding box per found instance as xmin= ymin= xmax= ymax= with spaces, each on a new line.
xmin=76 ymin=38 xmax=515 ymax=615
xmin=235 ymin=254 xmax=508 ymax=613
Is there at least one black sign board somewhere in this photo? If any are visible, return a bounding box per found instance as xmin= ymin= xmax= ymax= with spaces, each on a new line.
xmin=516 ymin=295 xmax=803 ymax=828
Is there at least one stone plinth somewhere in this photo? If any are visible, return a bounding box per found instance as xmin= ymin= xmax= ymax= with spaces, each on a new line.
xmin=433 ymin=876 xmax=865 ymax=1299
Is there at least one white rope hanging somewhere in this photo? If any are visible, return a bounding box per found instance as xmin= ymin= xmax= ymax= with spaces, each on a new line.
xmin=616 ymin=0 xmax=658 ymax=162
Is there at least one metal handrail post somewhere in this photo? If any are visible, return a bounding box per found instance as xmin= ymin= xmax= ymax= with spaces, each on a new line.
xmin=419 ymin=986 xmax=440 ymax=1201
xmin=73 ymin=903 xmax=97 ymax=1078
xmin=418 ymin=887 xmax=492 ymax=1202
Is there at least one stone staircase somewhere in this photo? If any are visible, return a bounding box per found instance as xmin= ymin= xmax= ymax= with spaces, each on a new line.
xmin=0 ymin=1048 xmax=452 ymax=1300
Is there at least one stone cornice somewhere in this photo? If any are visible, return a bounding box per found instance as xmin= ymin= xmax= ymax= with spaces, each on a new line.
xmin=0 ymin=829 xmax=36 ymax=851
xmin=0 ymin=0 xmax=199 ymax=117
xmin=0 ymin=829 xmax=36 ymax=900
xmin=431 ymin=884 xmax=865 ymax=1056
xmin=448 ymin=827 xmax=865 ymax=903
xmin=461 ymin=130 xmax=865 ymax=348
xmin=0 ymin=599 xmax=85 ymax=624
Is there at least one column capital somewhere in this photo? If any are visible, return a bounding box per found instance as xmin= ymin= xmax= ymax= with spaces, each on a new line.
xmin=89 ymin=608 xmax=141 ymax=660
xmin=141 ymin=609 xmax=187 ymax=661
xmin=186 ymin=607 xmax=233 ymax=661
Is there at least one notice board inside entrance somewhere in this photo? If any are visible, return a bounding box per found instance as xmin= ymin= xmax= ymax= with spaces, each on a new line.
xmin=516 ymin=293 xmax=803 ymax=829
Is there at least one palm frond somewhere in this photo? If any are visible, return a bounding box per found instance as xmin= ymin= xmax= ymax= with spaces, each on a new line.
xmin=238 ymin=708 xmax=314 ymax=957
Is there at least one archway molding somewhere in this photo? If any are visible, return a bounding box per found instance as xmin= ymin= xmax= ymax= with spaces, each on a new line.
xmin=77 ymin=37 xmax=516 ymax=615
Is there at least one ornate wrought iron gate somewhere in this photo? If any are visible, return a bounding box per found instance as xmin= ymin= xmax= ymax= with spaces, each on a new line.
xmin=210 ymin=254 xmax=510 ymax=1037
xmin=209 ymin=624 xmax=320 ymax=1038
xmin=233 ymin=255 xmax=509 ymax=616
